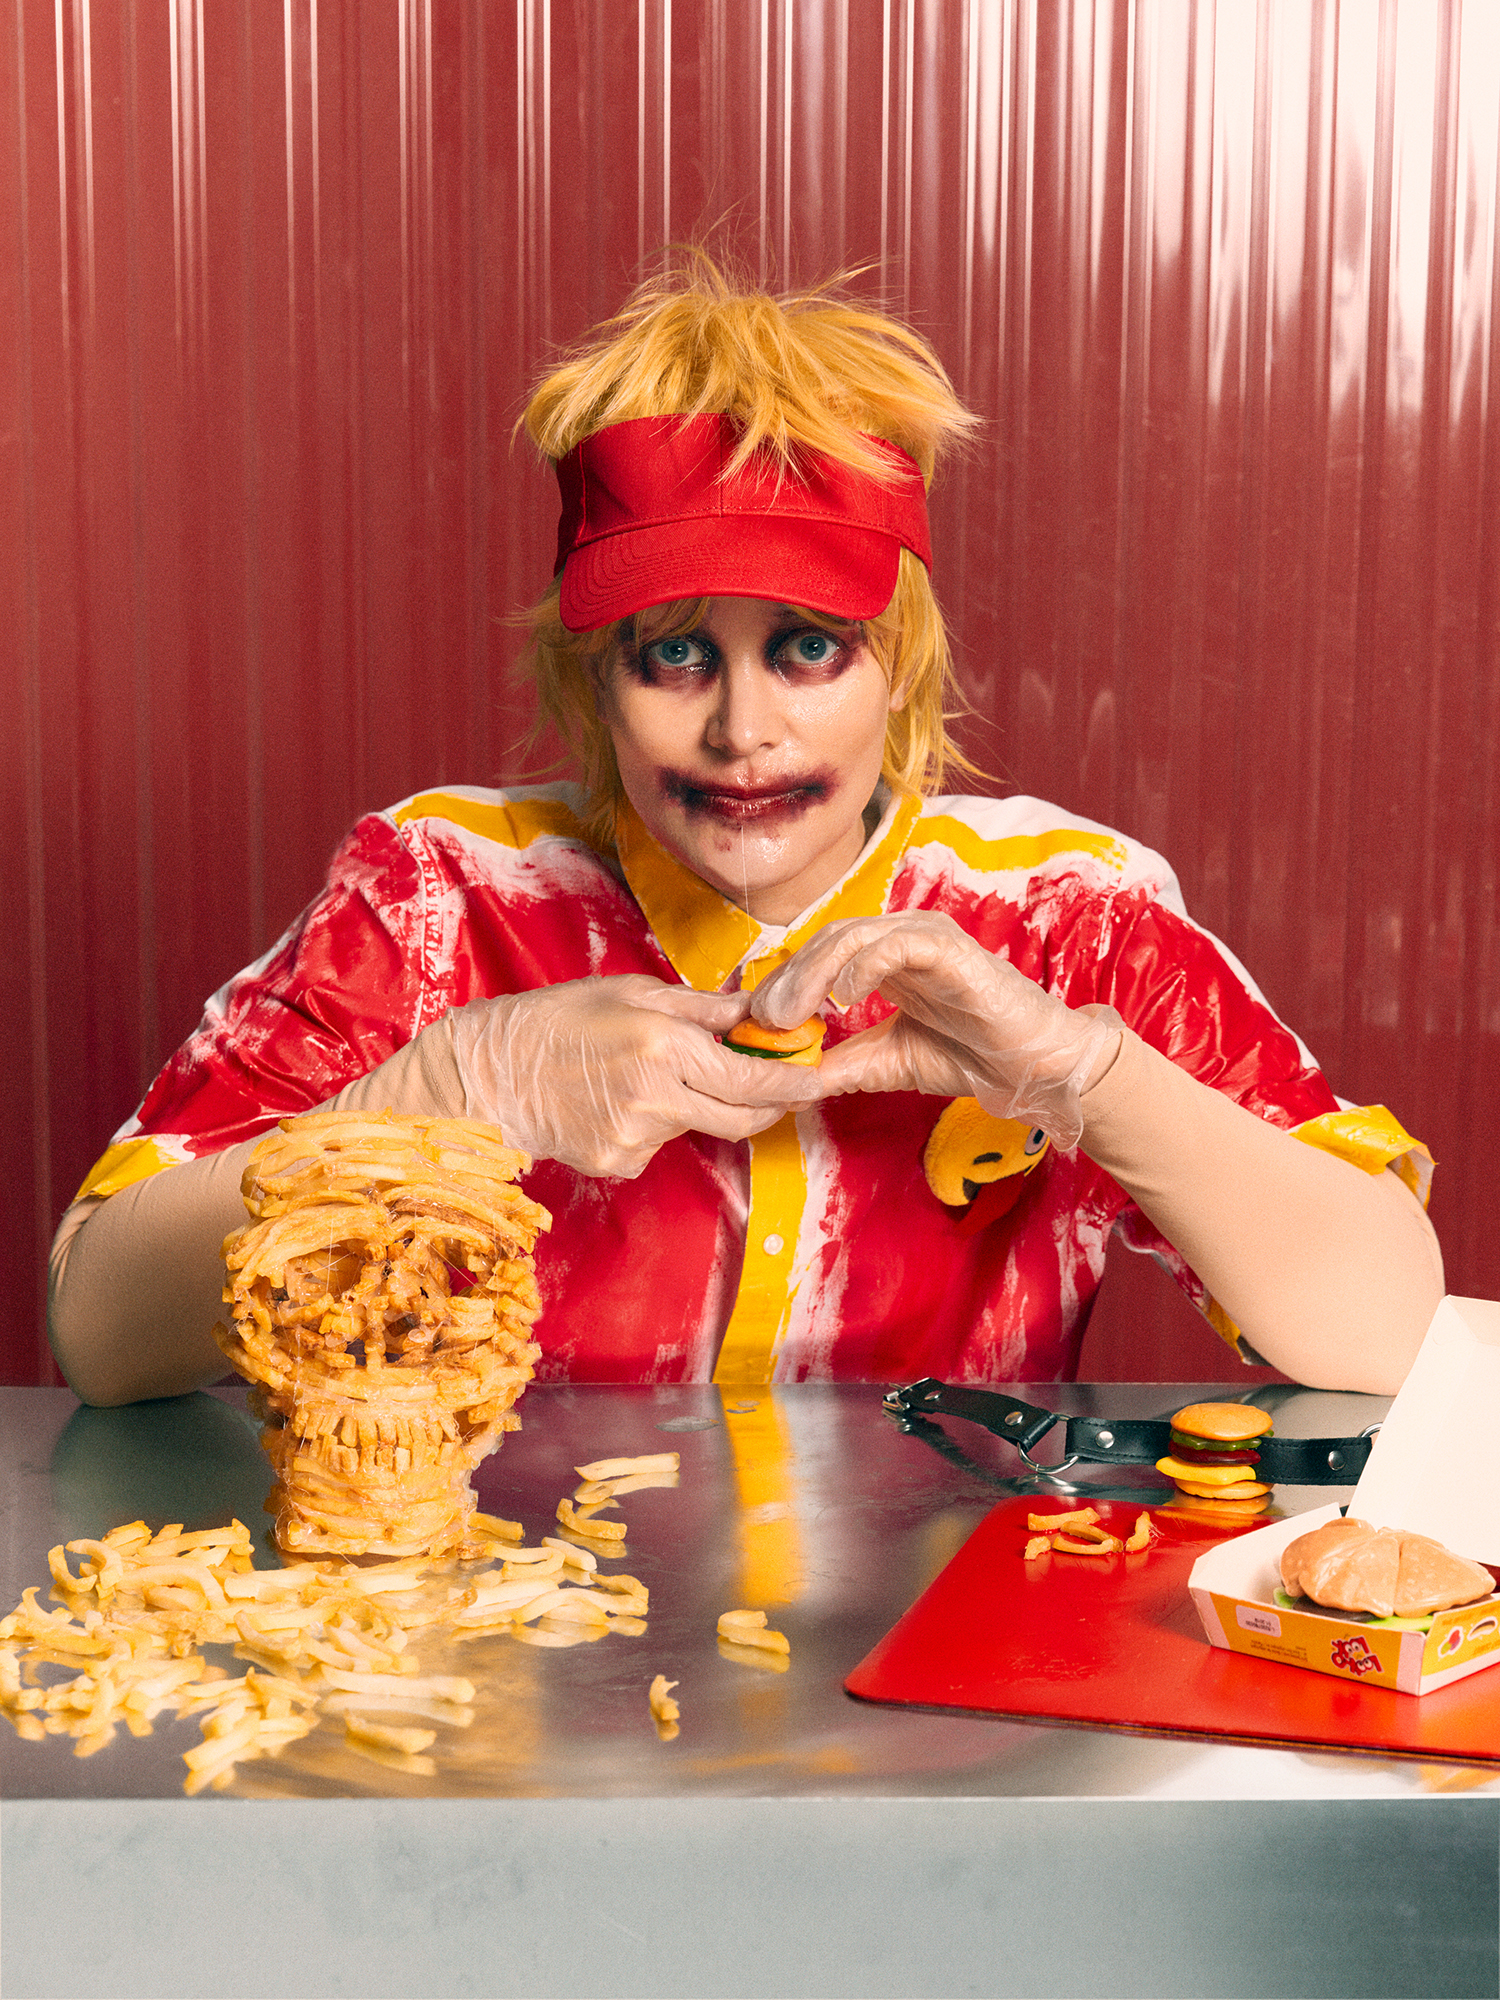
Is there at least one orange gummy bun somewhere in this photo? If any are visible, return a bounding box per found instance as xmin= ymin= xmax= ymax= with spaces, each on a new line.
xmin=1170 ymin=1402 xmax=1274 ymax=1444
xmin=724 ymin=1018 xmax=826 ymax=1066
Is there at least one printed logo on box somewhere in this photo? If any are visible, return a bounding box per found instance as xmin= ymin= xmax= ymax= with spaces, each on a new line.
xmin=1330 ymin=1635 xmax=1381 ymax=1677
xmin=1236 ymin=1606 xmax=1281 ymax=1638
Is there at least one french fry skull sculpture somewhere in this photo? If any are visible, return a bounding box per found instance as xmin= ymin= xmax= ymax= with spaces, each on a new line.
xmin=214 ymin=1111 xmax=551 ymax=1560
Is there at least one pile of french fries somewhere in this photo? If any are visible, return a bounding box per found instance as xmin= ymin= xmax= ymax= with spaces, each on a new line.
xmin=1 ymin=1440 xmax=802 ymax=1791
xmin=0 ymin=1450 xmax=687 ymax=1794
xmin=214 ymin=1111 xmax=551 ymax=1561
xmin=1022 ymin=1506 xmax=1155 ymax=1561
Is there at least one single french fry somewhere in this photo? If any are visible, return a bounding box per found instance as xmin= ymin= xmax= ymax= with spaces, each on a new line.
xmin=182 ymin=1713 xmax=261 ymax=1774
xmin=316 ymin=1667 xmax=475 ymax=1702
xmin=1051 ymin=1532 xmax=1120 ymax=1556
xmin=1023 ymin=1536 xmax=1052 ymax=1560
xmin=74 ymin=1724 xmax=120 ymax=1758
xmin=648 ymin=1673 xmax=679 ymax=1722
xmin=101 ymin=1521 xmax=151 ymax=1551
xmin=1124 ymin=1512 xmax=1153 ymax=1553
xmin=321 ymin=1691 xmax=475 ymax=1727
xmin=717 ymin=1609 xmax=790 ymax=1655
xmin=556 ymin=1499 xmax=627 ymax=1540
xmin=344 ymin=1716 xmax=437 ymax=1756
xmin=538 ymin=1591 xmax=611 ymax=1628
xmin=542 ymin=1536 xmax=596 ymax=1572
xmin=575 ymin=1453 xmax=680 ymax=1482
xmin=25 ymin=1628 xmax=110 ymax=1659
xmin=656 ymin=1672 xmax=684 ymax=1736
xmin=1026 ymin=1508 xmax=1100 ymax=1533
xmin=576 ymin=1470 xmax=681 ymax=1503
xmin=592 ymin=1573 xmax=648 ymax=1602
xmin=332 ymin=1565 xmax=429 ymax=1597
xmin=716 ymin=1637 xmax=790 ymax=1674
xmin=342 ymin=1739 xmax=438 ymax=1776
xmin=499 ymin=1553 xmax=565 ymax=1587
xmin=455 ymin=1575 xmax=561 ymax=1614
xmin=717 ymin=1607 xmax=766 ymax=1632
xmin=467 ymin=1514 xmax=525 ymax=1544
xmin=512 ymin=1622 xmax=597 ymax=1649
xmin=648 ymin=1673 xmax=680 ymax=1739
xmin=220 ymin=1566 xmax=326 ymax=1602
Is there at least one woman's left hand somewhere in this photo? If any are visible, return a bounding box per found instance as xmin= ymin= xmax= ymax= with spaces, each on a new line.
xmin=750 ymin=913 xmax=1122 ymax=1148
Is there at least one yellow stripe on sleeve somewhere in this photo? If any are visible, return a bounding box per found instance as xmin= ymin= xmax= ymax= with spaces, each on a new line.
xmin=906 ymin=817 xmax=1129 ymax=878
xmin=1290 ymin=1104 xmax=1434 ymax=1208
xmin=391 ymin=791 xmax=595 ymax=851
xmin=75 ymin=1137 xmax=183 ymax=1202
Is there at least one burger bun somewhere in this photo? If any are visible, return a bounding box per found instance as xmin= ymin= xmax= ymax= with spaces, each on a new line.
xmin=724 ymin=1017 xmax=825 ymax=1066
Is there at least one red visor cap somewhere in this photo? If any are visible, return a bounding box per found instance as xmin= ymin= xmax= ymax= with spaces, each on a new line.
xmin=554 ymin=413 xmax=932 ymax=632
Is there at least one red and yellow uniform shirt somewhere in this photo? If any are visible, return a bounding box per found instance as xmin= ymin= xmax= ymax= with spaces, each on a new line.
xmin=79 ymin=785 xmax=1431 ymax=1384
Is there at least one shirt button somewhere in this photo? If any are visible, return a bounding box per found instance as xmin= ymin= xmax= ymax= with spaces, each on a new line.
xmin=762 ymin=1233 xmax=785 ymax=1256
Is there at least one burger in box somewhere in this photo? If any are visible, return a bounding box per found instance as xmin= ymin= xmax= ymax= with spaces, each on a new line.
xmin=1188 ymin=1296 xmax=1500 ymax=1695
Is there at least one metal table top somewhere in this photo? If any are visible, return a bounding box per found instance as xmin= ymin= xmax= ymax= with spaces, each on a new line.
xmin=4 ymin=1381 xmax=1497 ymax=2000
xmin=3 ymin=1374 xmax=1484 ymax=1806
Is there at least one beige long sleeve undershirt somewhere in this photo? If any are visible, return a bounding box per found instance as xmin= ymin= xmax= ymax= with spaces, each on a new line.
xmin=1078 ymin=1029 xmax=1443 ymax=1392
xmin=48 ymin=1016 xmax=1443 ymax=1406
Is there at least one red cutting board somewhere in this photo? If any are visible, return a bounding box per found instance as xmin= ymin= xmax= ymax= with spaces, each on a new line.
xmin=846 ymin=1495 xmax=1500 ymax=1764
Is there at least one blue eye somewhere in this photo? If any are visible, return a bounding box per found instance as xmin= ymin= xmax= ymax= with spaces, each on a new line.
xmin=646 ymin=636 xmax=707 ymax=669
xmin=779 ymin=631 xmax=840 ymax=666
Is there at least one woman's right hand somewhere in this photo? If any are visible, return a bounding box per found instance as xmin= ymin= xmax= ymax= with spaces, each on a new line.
xmin=448 ymin=976 xmax=824 ymax=1179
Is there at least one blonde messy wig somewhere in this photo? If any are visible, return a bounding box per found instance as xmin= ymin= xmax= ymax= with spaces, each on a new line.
xmin=520 ymin=253 xmax=982 ymax=840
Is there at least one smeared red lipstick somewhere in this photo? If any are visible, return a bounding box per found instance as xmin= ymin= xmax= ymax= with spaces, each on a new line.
xmin=660 ymin=768 xmax=833 ymax=823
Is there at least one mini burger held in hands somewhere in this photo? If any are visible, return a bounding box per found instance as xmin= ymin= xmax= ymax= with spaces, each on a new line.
xmin=1156 ymin=1402 xmax=1274 ymax=1517
xmin=722 ymin=1018 xmax=825 ymax=1067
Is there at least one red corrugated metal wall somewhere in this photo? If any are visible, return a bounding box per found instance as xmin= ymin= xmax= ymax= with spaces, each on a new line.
xmin=4 ymin=1 xmax=1498 ymax=1386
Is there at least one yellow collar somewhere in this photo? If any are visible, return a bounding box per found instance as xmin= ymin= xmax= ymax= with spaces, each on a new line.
xmin=614 ymin=791 xmax=922 ymax=992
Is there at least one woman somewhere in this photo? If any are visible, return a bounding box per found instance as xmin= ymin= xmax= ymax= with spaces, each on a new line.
xmin=50 ymin=261 xmax=1443 ymax=1404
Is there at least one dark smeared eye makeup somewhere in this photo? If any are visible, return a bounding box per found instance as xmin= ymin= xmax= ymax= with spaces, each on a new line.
xmin=628 ymin=619 xmax=856 ymax=688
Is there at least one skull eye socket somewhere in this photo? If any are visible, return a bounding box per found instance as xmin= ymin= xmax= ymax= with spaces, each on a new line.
xmin=1023 ymin=1128 xmax=1047 ymax=1156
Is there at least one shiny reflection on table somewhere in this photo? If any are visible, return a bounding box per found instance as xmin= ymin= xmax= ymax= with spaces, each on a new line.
xmin=4 ymin=1380 xmax=1492 ymax=1804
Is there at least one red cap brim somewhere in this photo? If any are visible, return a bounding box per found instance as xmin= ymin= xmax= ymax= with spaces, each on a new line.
xmin=559 ymin=514 xmax=902 ymax=631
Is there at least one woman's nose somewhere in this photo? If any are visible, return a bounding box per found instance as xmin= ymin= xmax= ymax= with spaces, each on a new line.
xmin=704 ymin=657 xmax=783 ymax=758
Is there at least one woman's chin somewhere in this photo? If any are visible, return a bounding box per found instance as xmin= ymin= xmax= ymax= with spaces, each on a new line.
xmin=690 ymin=850 xmax=796 ymax=914
xmin=664 ymin=822 xmax=816 ymax=915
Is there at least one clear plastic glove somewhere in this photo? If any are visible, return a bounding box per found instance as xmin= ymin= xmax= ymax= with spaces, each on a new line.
xmin=448 ymin=976 xmax=824 ymax=1179
xmin=749 ymin=913 xmax=1123 ymax=1148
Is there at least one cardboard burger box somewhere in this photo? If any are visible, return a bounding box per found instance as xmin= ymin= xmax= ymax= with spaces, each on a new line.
xmin=1188 ymin=1296 xmax=1500 ymax=1696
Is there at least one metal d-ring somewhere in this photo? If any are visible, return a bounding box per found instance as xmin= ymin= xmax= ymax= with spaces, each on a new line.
xmin=1016 ymin=1441 xmax=1082 ymax=1480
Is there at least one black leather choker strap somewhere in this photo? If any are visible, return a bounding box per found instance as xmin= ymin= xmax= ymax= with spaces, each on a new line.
xmin=883 ymin=1378 xmax=1380 ymax=1486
